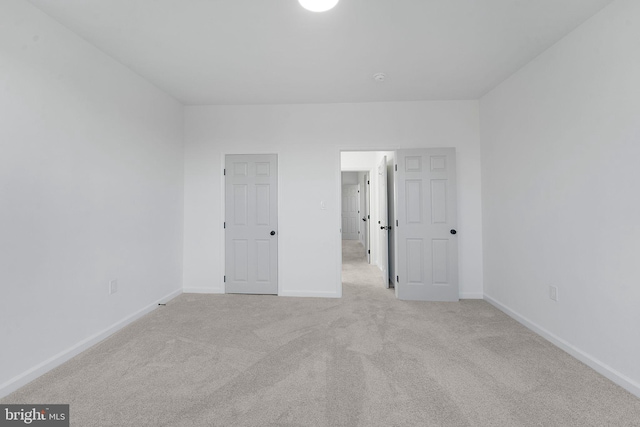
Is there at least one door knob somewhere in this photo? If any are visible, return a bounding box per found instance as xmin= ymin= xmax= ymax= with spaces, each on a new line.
xmin=450 ymin=229 xmax=457 ymax=235
xmin=270 ymin=231 xmax=276 ymax=236
xmin=362 ymin=218 xmax=366 ymax=222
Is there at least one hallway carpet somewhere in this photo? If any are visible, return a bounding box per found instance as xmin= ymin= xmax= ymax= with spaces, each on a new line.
xmin=4 ymin=241 xmax=640 ymax=426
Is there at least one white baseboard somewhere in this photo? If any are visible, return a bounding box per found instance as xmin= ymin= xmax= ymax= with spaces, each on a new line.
xmin=460 ymin=292 xmax=484 ymax=299
xmin=183 ymin=288 xmax=340 ymax=298
xmin=0 ymin=288 xmax=182 ymax=399
xmin=279 ymin=290 xmax=341 ymax=298
xmin=182 ymin=287 xmax=224 ymax=294
xmin=484 ymin=293 xmax=640 ymax=399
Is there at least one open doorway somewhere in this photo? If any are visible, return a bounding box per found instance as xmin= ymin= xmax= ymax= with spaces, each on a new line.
xmin=341 ymin=151 xmax=396 ymax=292
xmin=340 ymin=148 xmax=461 ymax=302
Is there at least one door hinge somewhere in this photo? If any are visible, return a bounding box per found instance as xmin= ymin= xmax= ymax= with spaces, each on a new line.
xmin=223 ymin=169 xmax=226 ymax=176
xmin=396 ymin=220 xmax=398 ymax=227
xmin=223 ymin=222 xmax=226 ymax=228
xmin=368 ymin=215 xmax=370 ymax=219
xmin=224 ymin=276 xmax=226 ymax=282
xmin=367 ymin=180 xmax=370 ymax=185
xmin=396 ymin=275 xmax=399 ymax=283
xmin=395 ymin=164 xmax=397 ymax=172
xmin=368 ymin=250 xmax=370 ymax=254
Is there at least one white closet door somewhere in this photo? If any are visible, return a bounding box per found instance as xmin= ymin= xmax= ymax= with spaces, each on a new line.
xmin=225 ymin=154 xmax=278 ymax=294
xmin=378 ymin=156 xmax=389 ymax=288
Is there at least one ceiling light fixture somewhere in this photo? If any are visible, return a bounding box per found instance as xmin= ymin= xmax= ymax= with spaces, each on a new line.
xmin=298 ymin=0 xmax=340 ymax=13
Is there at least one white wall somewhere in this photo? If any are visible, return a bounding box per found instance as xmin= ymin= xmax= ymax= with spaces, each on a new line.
xmin=0 ymin=0 xmax=184 ymax=396
xmin=341 ymin=171 xmax=358 ymax=185
xmin=184 ymin=101 xmax=483 ymax=298
xmin=341 ymin=152 xmax=379 ymax=171
xmin=480 ymin=0 xmax=640 ymax=396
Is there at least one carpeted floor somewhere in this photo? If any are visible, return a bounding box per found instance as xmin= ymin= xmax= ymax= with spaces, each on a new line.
xmin=3 ymin=240 xmax=640 ymax=426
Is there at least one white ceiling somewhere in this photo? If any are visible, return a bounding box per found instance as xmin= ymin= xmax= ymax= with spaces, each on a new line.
xmin=28 ymin=0 xmax=612 ymax=105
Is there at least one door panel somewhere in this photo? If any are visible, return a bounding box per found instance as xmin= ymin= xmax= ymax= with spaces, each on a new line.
xmin=255 ymin=185 xmax=271 ymax=225
xmin=225 ymin=154 xmax=278 ymax=294
xmin=233 ymin=185 xmax=248 ymax=225
xmin=406 ymin=238 xmax=424 ymax=284
xmin=256 ymin=239 xmax=271 ymax=282
xmin=357 ymin=183 xmax=363 ymax=246
xmin=395 ymin=148 xmax=458 ymax=301
xmin=406 ymin=180 xmax=423 ymax=224
xmin=431 ymin=180 xmax=448 ymax=223
xmin=432 ymin=239 xmax=449 ymax=284
xmin=365 ymin=173 xmax=371 ymax=263
xmin=378 ymin=156 xmax=389 ymax=288
xmin=233 ymin=240 xmax=248 ymax=282
xmin=358 ymin=180 xmax=363 ymax=246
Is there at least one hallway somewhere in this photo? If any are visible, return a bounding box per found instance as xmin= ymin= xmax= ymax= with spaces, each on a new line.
xmin=341 ymin=240 xmax=389 ymax=291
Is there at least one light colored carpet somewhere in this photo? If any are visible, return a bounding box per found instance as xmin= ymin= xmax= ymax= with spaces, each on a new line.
xmin=3 ymin=240 xmax=640 ymax=426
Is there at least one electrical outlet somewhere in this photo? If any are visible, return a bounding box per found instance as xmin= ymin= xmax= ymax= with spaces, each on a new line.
xmin=109 ymin=280 xmax=118 ymax=295
xmin=549 ymin=285 xmax=558 ymax=301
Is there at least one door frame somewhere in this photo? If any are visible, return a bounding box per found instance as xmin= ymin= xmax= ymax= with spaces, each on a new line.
xmin=221 ymin=151 xmax=281 ymax=295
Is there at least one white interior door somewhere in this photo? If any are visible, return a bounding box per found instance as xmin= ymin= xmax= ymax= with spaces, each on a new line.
xmin=395 ymin=148 xmax=458 ymax=301
xmin=378 ymin=156 xmax=389 ymax=288
xmin=225 ymin=154 xmax=278 ymax=294
xmin=341 ymin=184 xmax=359 ymax=240
xmin=358 ymin=183 xmax=364 ymax=246
xmin=364 ymin=173 xmax=370 ymax=263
